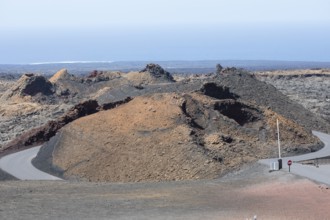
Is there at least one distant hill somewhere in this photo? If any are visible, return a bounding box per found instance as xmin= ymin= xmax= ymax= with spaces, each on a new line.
xmin=1 ymin=60 xmax=330 ymax=76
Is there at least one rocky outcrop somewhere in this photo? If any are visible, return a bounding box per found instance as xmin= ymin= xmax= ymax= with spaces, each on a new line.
xmin=122 ymin=64 xmax=174 ymax=85
xmin=199 ymin=82 xmax=239 ymax=100
xmin=214 ymin=72 xmax=330 ymax=134
xmin=21 ymin=75 xmax=54 ymax=96
xmin=59 ymin=100 xmax=99 ymax=123
xmin=215 ymin=64 xmax=223 ymax=74
xmin=1 ymin=100 xmax=98 ymax=153
xmin=140 ymin=63 xmax=175 ymax=82
xmin=1 ymin=74 xmax=54 ymax=101
xmin=49 ymin=69 xmax=73 ymax=83
xmin=122 ymin=63 xmax=175 ymax=84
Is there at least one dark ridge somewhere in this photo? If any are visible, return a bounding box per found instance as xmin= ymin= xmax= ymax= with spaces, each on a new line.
xmin=99 ymin=97 xmax=133 ymax=110
xmin=179 ymin=94 xmax=227 ymax=165
xmin=215 ymin=72 xmax=330 ymax=133
xmin=140 ymin=63 xmax=175 ymax=82
xmin=200 ymin=83 xmax=239 ymax=100
xmin=21 ymin=75 xmax=54 ymax=96
xmin=180 ymin=99 xmax=204 ymax=130
xmin=214 ymin=100 xmax=262 ymax=126
xmin=60 ymin=100 xmax=99 ymax=123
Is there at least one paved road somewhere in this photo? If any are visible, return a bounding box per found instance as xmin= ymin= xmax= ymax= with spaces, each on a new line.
xmin=0 ymin=146 xmax=62 ymax=180
xmin=1 ymin=131 xmax=330 ymax=184
xmin=259 ymin=131 xmax=330 ymax=185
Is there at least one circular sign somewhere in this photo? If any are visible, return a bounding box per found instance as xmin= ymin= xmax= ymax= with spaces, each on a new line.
xmin=287 ymin=160 xmax=292 ymax=166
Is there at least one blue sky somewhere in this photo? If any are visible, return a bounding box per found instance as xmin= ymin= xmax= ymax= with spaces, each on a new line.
xmin=1 ymin=0 xmax=330 ymax=64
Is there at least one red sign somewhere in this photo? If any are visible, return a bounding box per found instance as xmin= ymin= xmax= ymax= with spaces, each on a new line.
xmin=287 ymin=160 xmax=292 ymax=166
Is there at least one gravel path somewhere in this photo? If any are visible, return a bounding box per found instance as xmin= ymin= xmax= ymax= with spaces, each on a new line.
xmin=0 ymin=164 xmax=329 ymax=219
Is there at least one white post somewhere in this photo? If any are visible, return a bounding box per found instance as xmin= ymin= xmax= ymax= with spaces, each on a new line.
xmin=277 ymin=118 xmax=281 ymax=159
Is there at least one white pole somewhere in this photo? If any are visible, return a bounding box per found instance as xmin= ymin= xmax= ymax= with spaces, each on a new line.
xmin=277 ymin=118 xmax=281 ymax=159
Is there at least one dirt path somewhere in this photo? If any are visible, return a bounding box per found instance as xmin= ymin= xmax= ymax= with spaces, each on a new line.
xmin=0 ymin=163 xmax=329 ymax=219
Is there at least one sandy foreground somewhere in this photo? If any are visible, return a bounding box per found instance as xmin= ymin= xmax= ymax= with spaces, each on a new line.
xmin=0 ymin=163 xmax=329 ymax=220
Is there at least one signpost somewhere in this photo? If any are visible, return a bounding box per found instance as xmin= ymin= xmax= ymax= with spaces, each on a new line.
xmin=287 ymin=160 xmax=292 ymax=172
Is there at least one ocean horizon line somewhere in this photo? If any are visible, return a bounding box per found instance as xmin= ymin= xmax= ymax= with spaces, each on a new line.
xmin=28 ymin=61 xmax=114 ymax=65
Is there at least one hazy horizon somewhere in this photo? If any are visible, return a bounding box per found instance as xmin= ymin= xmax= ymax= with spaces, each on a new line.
xmin=1 ymin=0 xmax=330 ymax=64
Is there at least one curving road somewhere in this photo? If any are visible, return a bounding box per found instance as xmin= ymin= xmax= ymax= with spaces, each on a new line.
xmin=0 ymin=146 xmax=62 ymax=180
xmin=1 ymin=132 xmax=330 ymax=183
xmin=259 ymin=131 xmax=330 ymax=185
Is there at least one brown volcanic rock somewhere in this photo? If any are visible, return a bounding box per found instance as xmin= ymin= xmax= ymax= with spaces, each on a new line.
xmin=50 ymin=94 xmax=220 ymax=182
xmin=38 ymin=92 xmax=320 ymax=182
xmin=49 ymin=69 xmax=75 ymax=83
xmin=124 ymin=63 xmax=175 ymax=85
xmin=1 ymin=74 xmax=54 ymax=102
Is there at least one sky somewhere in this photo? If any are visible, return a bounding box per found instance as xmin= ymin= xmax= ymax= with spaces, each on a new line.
xmin=1 ymin=0 xmax=330 ymax=64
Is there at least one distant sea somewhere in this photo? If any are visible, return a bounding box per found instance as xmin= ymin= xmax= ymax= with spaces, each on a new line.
xmin=1 ymin=60 xmax=330 ymax=75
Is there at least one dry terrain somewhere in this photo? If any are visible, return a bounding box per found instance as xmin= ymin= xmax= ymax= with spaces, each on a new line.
xmin=1 ymin=64 xmax=329 ymax=183
xmin=35 ymin=92 xmax=320 ymax=182
xmin=1 ymin=164 xmax=330 ymax=219
xmin=1 ymin=65 xmax=330 ymax=219
xmin=255 ymin=69 xmax=330 ymax=123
